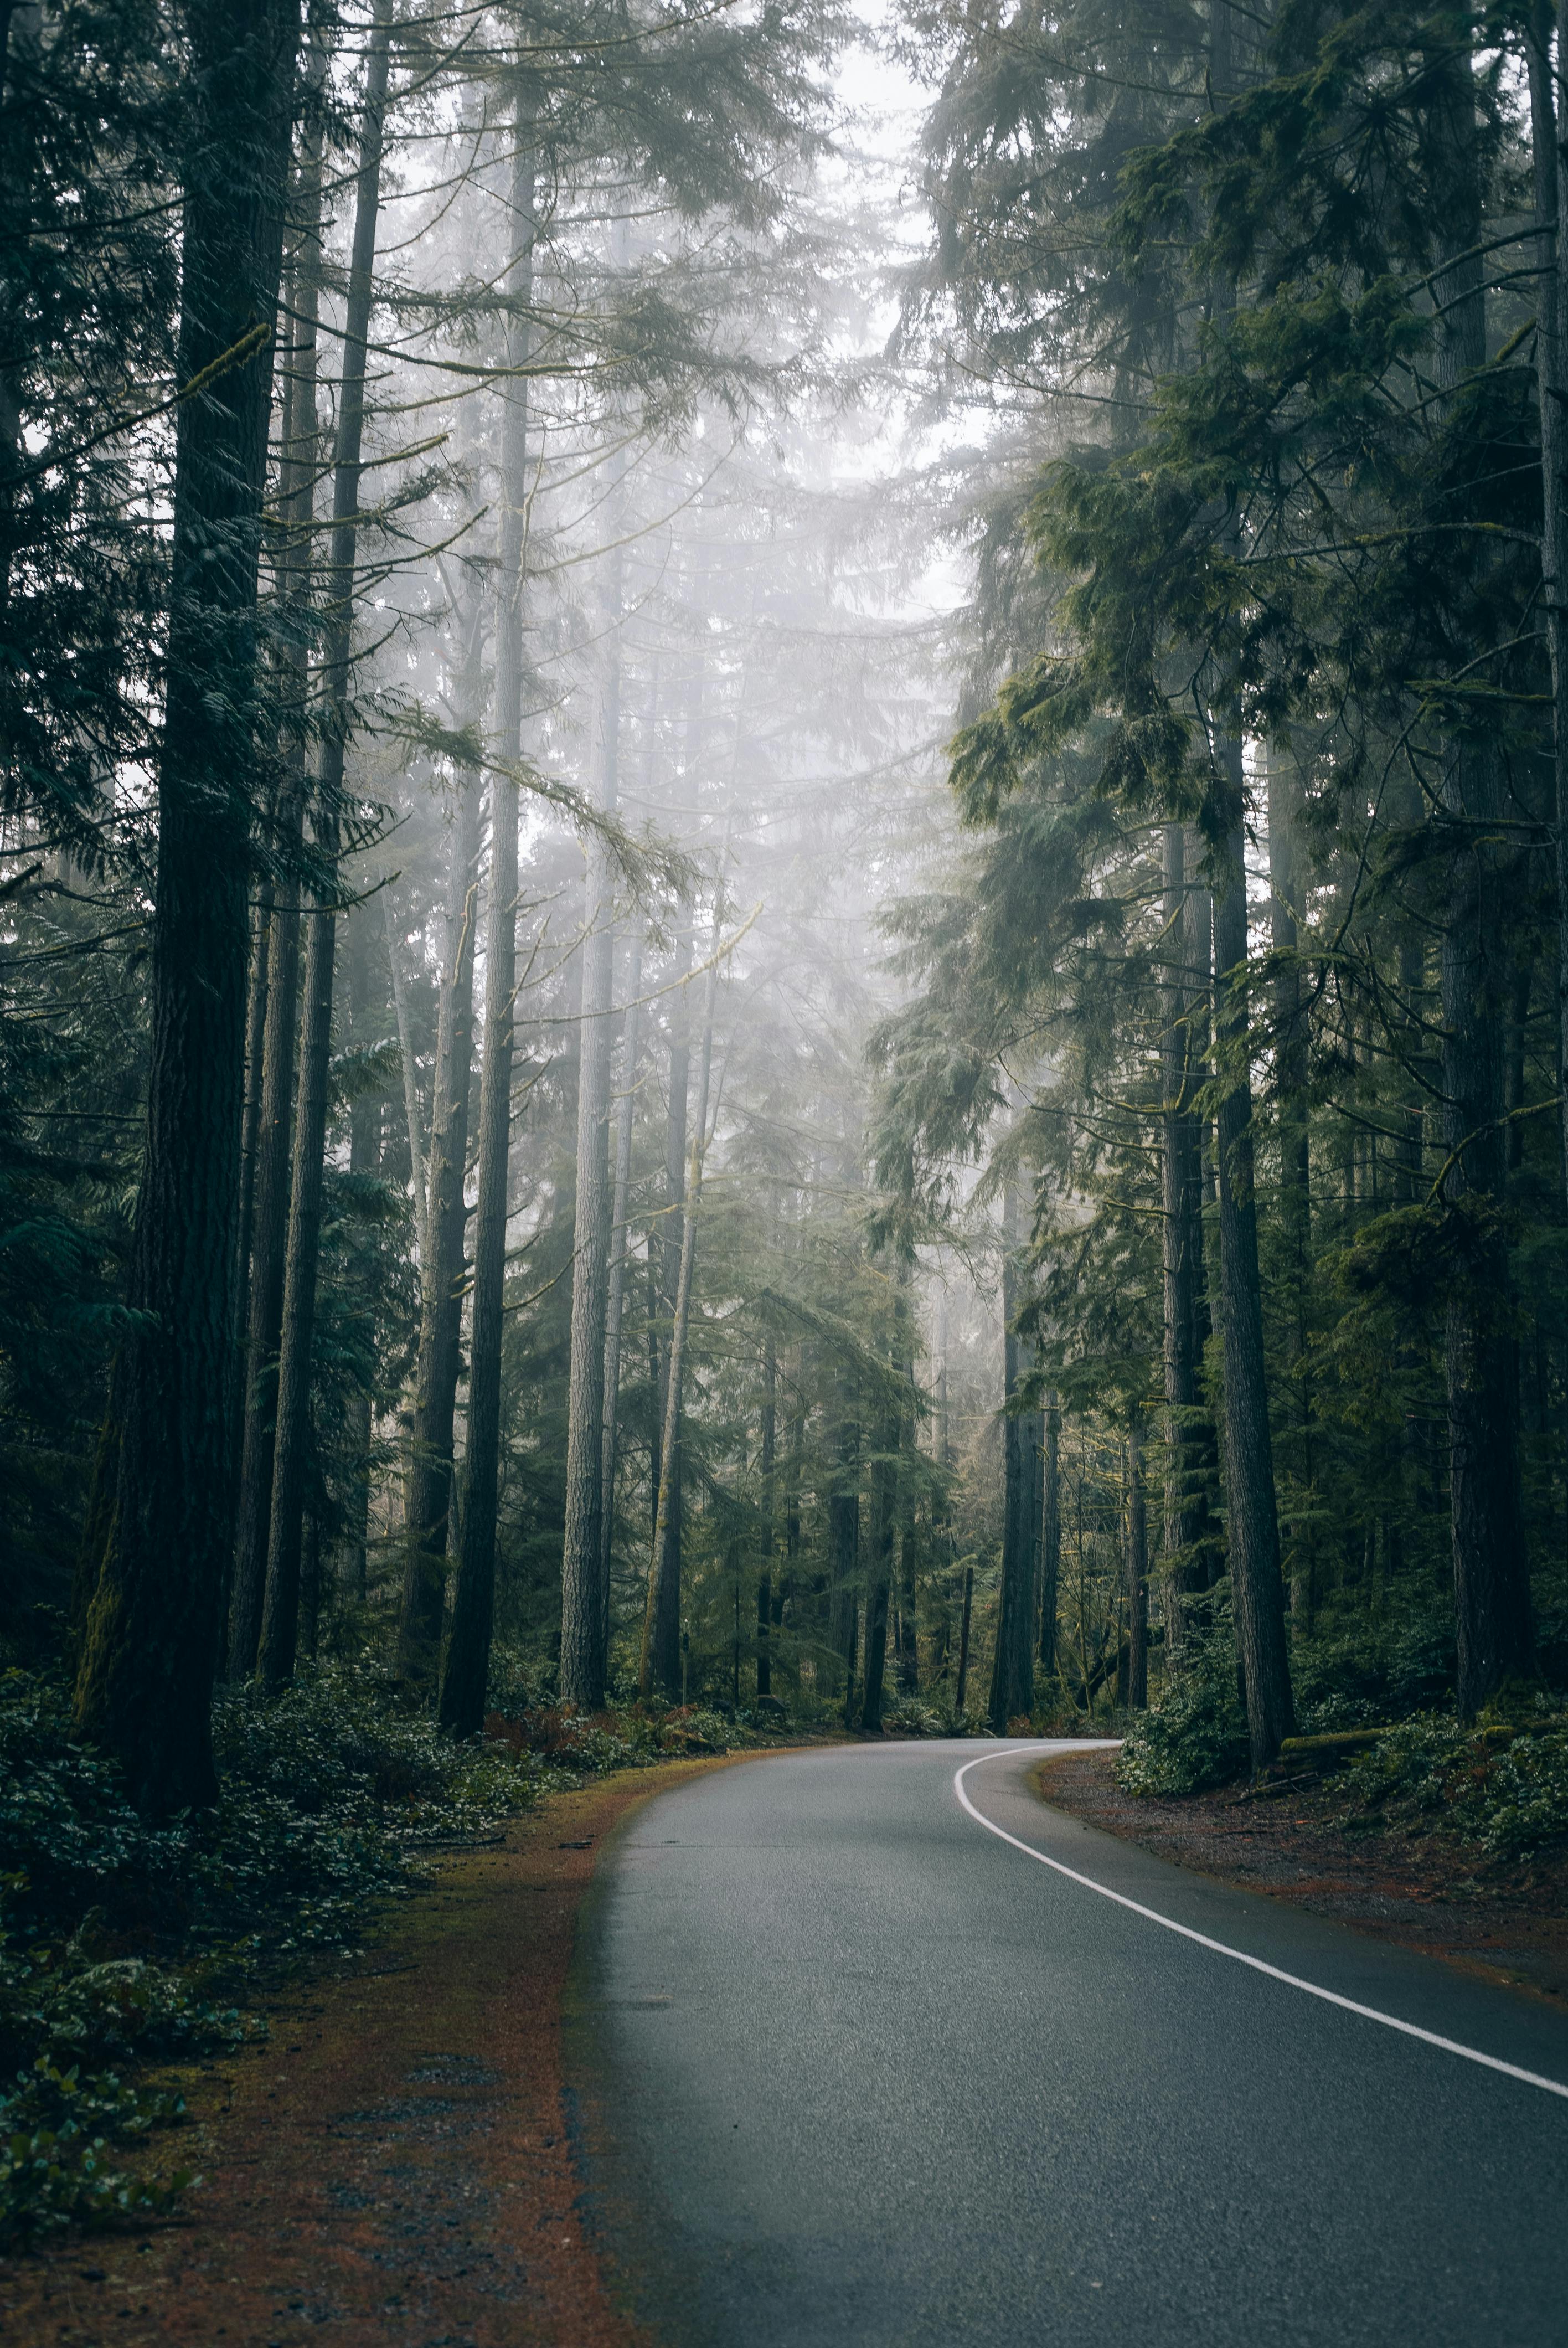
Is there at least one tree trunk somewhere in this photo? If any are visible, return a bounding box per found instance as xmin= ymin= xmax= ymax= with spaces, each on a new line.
xmin=73 ymin=0 xmax=300 ymax=1809
xmin=259 ymin=0 xmax=393 ymax=1688
xmin=827 ymin=1392 xmax=860 ymax=1683
xmin=399 ymin=647 xmax=483 ymax=1686
xmin=438 ymin=128 xmax=537 ymax=1738
xmin=599 ymin=933 xmax=643 ymax=1615
xmin=1159 ymin=821 xmax=1213 ymax=1655
xmin=559 ymin=507 xmax=623 ymax=1709
xmin=955 ymin=1563 xmax=974 ymax=1716
xmin=1431 ymin=39 xmax=1535 ymax=1714
xmin=988 ymin=1178 xmax=1038 ymax=1731
xmin=342 ymin=891 xmax=380 ymax=1601
xmin=1527 ymin=8 xmax=1568 ymax=1203
xmin=1127 ymin=1414 xmax=1148 ymax=1709
xmin=651 ymin=921 xmax=692 ymax=1541
xmin=1210 ymin=739 xmax=1296 ymax=1765
xmin=1265 ymin=744 xmax=1314 ymax=1638
xmin=226 ymin=77 xmax=326 ymax=1678
xmin=1039 ymin=1389 xmax=1060 ymax=1672
xmin=756 ymin=1329 xmax=775 ymax=1697
xmin=858 ymin=1411 xmax=895 ymax=1733
xmin=640 ymin=939 xmax=719 ymax=1699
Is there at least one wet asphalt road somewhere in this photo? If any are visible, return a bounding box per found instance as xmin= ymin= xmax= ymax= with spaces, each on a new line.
xmin=566 ymin=1739 xmax=1568 ymax=2348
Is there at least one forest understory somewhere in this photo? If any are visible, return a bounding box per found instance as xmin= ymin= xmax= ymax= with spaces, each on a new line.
xmin=0 ymin=1757 xmax=751 ymax=2348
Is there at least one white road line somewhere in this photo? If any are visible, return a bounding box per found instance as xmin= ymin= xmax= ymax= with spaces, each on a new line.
xmin=955 ymin=1745 xmax=1568 ymax=2104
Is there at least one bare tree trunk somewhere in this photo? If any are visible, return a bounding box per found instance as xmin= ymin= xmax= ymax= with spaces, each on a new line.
xmin=438 ymin=129 xmax=537 ymax=1738
xmin=640 ymin=938 xmax=719 ymax=1699
xmin=955 ymin=1563 xmax=974 ymax=1716
xmin=756 ymin=1329 xmax=775 ymax=1697
xmin=384 ymin=888 xmax=427 ymax=1259
xmin=1428 ymin=40 xmax=1535 ymax=1714
xmin=559 ymin=506 xmax=623 ymax=1709
xmin=859 ymin=1409 xmax=895 ymax=1733
xmin=1159 ymin=822 xmax=1213 ymax=1657
xmin=1039 ymin=1389 xmax=1060 ymax=1673
xmin=398 ymin=649 xmax=483 ymax=1686
xmin=652 ymin=921 xmax=692 ymax=1541
xmin=1527 ymin=8 xmax=1568 ymax=1202
xmin=259 ymin=0 xmax=393 ymax=1688
xmin=1211 ymin=738 xmax=1296 ymax=1765
xmin=228 ymin=91 xmax=324 ymax=1677
xmin=341 ymin=895 xmax=380 ymax=1601
xmin=74 ymin=0 xmax=300 ymax=1808
xmin=827 ymin=1391 xmax=860 ymax=1683
xmin=598 ymin=933 xmax=642 ymax=1616
xmin=1265 ymin=744 xmax=1314 ymax=1640
xmin=988 ymin=1177 xmax=1038 ymax=1730
xmin=1127 ymin=1413 xmax=1148 ymax=1708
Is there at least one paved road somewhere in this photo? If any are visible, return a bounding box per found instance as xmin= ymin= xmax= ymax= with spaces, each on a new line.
xmin=566 ymin=1740 xmax=1568 ymax=2347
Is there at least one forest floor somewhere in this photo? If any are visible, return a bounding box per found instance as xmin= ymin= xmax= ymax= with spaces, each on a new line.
xmin=0 ymin=1751 xmax=776 ymax=2348
xmin=1034 ymin=1748 xmax=1568 ymax=2007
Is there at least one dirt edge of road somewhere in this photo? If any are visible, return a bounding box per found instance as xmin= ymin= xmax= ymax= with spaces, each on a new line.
xmin=1032 ymin=1748 xmax=1568 ymax=2007
xmin=0 ymin=1752 xmax=772 ymax=2348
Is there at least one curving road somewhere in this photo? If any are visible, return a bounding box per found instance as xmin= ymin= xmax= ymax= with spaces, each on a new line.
xmin=565 ymin=1739 xmax=1568 ymax=2347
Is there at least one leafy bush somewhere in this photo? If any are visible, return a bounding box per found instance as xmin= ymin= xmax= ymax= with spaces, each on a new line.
xmin=0 ymin=1661 xmax=561 ymax=2244
xmin=1117 ymin=1626 xmax=1249 ymax=1795
xmin=1342 ymin=1711 xmax=1568 ymax=1860
xmin=880 ymin=1696 xmax=950 ymax=1737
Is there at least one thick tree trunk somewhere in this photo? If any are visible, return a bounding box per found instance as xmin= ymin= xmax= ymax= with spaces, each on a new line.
xmin=399 ymin=674 xmax=482 ymax=1685
xmin=1265 ymin=746 xmax=1314 ymax=1638
xmin=438 ymin=131 xmax=537 ymax=1738
xmin=955 ymin=1562 xmax=974 ymax=1715
xmin=858 ymin=1413 xmax=895 ymax=1733
xmin=827 ymin=1394 xmax=860 ymax=1682
xmin=559 ymin=514 xmax=623 ymax=1709
xmin=598 ymin=934 xmax=643 ymax=1614
xmin=640 ymin=944 xmax=718 ymax=1698
xmin=1159 ymin=822 xmax=1213 ymax=1655
xmin=1431 ymin=42 xmax=1535 ymax=1714
xmin=341 ymin=894 xmax=381 ymax=1601
xmin=1211 ymin=746 xmax=1296 ymax=1765
xmin=74 ymin=0 xmax=300 ymax=1809
xmin=1127 ymin=1414 xmax=1148 ymax=1708
xmin=259 ymin=0 xmax=392 ymax=1687
xmin=1527 ymin=10 xmax=1568 ymax=1202
xmin=1039 ymin=1389 xmax=1060 ymax=1673
xmin=651 ymin=923 xmax=692 ymax=1542
xmin=988 ymin=1179 xmax=1038 ymax=1731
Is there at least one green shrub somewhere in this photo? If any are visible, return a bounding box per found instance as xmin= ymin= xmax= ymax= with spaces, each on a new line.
xmin=1117 ymin=1626 xmax=1249 ymax=1794
xmin=1342 ymin=1711 xmax=1568 ymax=1859
xmin=0 ymin=1661 xmax=561 ymax=2244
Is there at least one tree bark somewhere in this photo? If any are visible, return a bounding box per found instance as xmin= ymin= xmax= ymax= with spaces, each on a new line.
xmin=858 ymin=1409 xmax=895 ymax=1732
xmin=756 ymin=1327 xmax=775 ymax=1697
xmin=559 ymin=503 xmax=623 ymax=1709
xmin=1039 ymin=1389 xmax=1060 ymax=1673
xmin=640 ymin=938 xmax=718 ymax=1699
xmin=1127 ymin=1414 xmax=1148 ymax=1709
xmin=74 ymin=0 xmax=300 ymax=1808
xmin=1431 ymin=38 xmax=1535 ymax=1714
xmin=229 ymin=30 xmax=327 ymax=1675
xmin=955 ymin=1562 xmax=974 ymax=1716
xmin=599 ymin=933 xmax=643 ymax=1618
xmin=988 ymin=1177 xmax=1038 ymax=1731
xmin=1159 ymin=824 xmax=1213 ymax=1655
xmin=438 ymin=128 xmax=537 ymax=1738
xmin=259 ymin=0 xmax=393 ymax=1687
xmin=398 ymin=648 xmax=483 ymax=1686
xmin=1265 ymin=744 xmax=1314 ymax=1638
xmin=1527 ymin=8 xmax=1568 ymax=1203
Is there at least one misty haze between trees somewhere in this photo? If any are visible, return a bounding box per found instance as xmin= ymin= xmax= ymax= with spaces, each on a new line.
xmin=6 ymin=0 xmax=1568 ymax=2242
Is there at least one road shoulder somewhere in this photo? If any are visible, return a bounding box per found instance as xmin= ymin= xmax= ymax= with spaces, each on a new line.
xmin=1033 ymin=1747 xmax=1568 ymax=2007
xmin=0 ymin=1756 xmax=760 ymax=2348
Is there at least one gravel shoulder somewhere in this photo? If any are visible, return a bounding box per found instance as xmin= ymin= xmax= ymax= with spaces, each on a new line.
xmin=1033 ymin=1747 xmax=1568 ymax=2007
xmin=0 ymin=1755 xmax=759 ymax=2348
